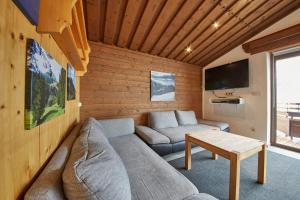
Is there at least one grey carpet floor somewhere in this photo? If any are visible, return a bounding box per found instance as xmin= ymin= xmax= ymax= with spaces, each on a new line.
xmin=168 ymin=150 xmax=300 ymax=200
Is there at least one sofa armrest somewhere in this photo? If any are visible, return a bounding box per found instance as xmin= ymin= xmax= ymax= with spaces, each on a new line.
xmin=135 ymin=125 xmax=170 ymax=145
xmin=198 ymin=119 xmax=229 ymax=131
xmin=183 ymin=193 xmax=218 ymax=200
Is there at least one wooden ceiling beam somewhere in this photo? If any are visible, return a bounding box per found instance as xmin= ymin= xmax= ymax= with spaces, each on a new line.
xmin=86 ymin=0 xmax=101 ymax=41
xmin=117 ymin=0 xmax=147 ymax=48
xmin=104 ymin=0 xmax=127 ymax=44
xmin=140 ymin=0 xmax=185 ymax=53
xmin=198 ymin=1 xmax=300 ymax=67
xmin=187 ymin=0 xmax=268 ymax=64
xmin=158 ymin=0 xmax=219 ymax=58
xmin=167 ymin=0 xmax=236 ymax=60
xmin=98 ymin=0 xmax=107 ymax=42
xmin=180 ymin=0 xmax=251 ymax=62
xmin=192 ymin=0 xmax=283 ymax=65
xmin=129 ymin=0 xmax=166 ymax=50
xmin=150 ymin=0 xmax=204 ymax=55
xmin=242 ymin=23 xmax=300 ymax=54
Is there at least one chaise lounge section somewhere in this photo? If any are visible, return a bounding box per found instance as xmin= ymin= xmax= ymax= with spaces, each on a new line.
xmin=136 ymin=110 xmax=229 ymax=156
xmin=25 ymin=117 xmax=217 ymax=200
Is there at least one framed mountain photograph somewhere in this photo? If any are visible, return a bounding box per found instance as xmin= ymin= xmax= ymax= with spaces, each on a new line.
xmin=67 ymin=63 xmax=76 ymax=100
xmin=25 ymin=39 xmax=66 ymax=130
xmin=151 ymin=71 xmax=175 ymax=101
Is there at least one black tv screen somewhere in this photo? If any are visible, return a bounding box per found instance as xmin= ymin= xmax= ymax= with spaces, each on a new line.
xmin=205 ymin=59 xmax=249 ymax=90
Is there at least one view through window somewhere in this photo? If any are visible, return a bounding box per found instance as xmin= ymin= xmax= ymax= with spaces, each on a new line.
xmin=275 ymin=53 xmax=300 ymax=151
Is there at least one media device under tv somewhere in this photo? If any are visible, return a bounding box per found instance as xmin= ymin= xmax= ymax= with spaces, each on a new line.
xmin=205 ymin=59 xmax=249 ymax=90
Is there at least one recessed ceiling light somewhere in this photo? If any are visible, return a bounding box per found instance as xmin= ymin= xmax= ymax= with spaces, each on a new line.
xmin=213 ymin=22 xmax=220 ymax=28
xmin=185 ymin=46 xmax=192 ymax=53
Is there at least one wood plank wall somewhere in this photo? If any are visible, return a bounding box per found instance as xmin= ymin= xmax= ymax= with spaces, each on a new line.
xmin=81 ymin=42 xmax=202 ymax=125
xmin=0 ymin=1 xmax=80 ymax=199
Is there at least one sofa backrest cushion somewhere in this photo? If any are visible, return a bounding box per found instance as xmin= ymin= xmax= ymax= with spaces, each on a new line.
xmin=149 ymin=111 xmax=179 ymax=129
xmin=24 ymin=123 xmax=82 ymax=200
xmin=63 ymin=117 xmax=131 ymax=200
xmin=98 ymin=118 xmax=134 ymax=138
xmin=175 ymin=110 xmax=197 ymax=125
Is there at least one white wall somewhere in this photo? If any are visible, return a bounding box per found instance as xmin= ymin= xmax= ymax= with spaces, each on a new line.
xmin=202 ymin=8 xmax=300 ymax=142
xmin=203 ymin=51 xmax=270 ymax=142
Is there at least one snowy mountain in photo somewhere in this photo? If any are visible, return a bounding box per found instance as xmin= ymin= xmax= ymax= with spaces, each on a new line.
xmin=151 ymin=71 xmax=175 ymax=101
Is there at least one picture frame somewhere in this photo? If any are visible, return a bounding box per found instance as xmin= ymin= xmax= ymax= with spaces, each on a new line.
xmin=151 ymin=71 xmax=175 ymax=101
xmin=25 ymin=39 xmax=66 ymax=130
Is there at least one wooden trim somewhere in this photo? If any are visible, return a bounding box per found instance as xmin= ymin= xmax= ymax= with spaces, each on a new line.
xmin=37 ymin=0 xmax=76 ymax=33
xmin=243 ymin=23 xmax=300 ymax=54
xmin=140 ymin=0 xmax=185 ymax=53
xmin=159 ymin=0 xmax=219 ymax=58
xmin=150 ymin=0 xmax=205 ymax=55
xmin=129 ymin=0 xmax=167 ymax=50
xmin=38 ymin=0 xmax=90 ymax=75
xmin=182 ymin=0 xmax=254 ymax=63
xmin=197 ymin=0 xmax=300 ymax=66
xmin=193 ymin=0 xmax=281 ymax=65
xmin=166 ymin=0 xmax=224 ymax=59
xmin=188 ymin=0 xmax=270 ymax=64
xmin=174 ymin=0 xmax=239 ymax=61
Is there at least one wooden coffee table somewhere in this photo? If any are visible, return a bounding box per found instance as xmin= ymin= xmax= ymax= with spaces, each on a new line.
xmin=185 ymin=130 xmax=266 ymax=200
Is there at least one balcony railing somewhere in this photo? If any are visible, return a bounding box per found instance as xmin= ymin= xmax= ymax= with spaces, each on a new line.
xmin=277 ymin=103 xmax=300 ymax=116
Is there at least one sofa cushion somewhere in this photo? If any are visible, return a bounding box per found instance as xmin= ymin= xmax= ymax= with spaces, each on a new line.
xmin=157 ymin=124 xmax=219 ymax=143
xmin=135 ymin=125 xmax=170 ymax=144
xmin=63 ymin=118 xmax=131 ymax=200
xmin=183 ymin=193 xmax=218 ymax=200
xmin=25 ymin=124 xmax=82 ymax=200
xmin=175 ymin=110 xmax=198 ymax=125
xmin=98 ymin=118 xmax=134 ymax=138
xmin=109 ymin=134 xmax=200 ymax=200
xmin=198 ymin=119 xmax=229 ymax=131
xmin=149 ymin=111 xmax=179 ymax=129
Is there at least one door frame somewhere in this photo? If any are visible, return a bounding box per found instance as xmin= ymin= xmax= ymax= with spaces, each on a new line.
xmin=270 ymin=50 xmax=300 ymax=152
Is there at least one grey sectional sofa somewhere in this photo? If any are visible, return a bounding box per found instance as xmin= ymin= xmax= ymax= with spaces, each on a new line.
xmin=25 ymin=117 xmax=217 ymax=200
xmin=136 ymin=110 xmax=229 ymax=156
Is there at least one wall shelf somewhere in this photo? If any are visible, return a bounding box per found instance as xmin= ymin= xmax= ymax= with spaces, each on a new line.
xmin=37 ymin=0 xmax=90 ymax=76
xmin=209 ymin=97 xmax=245 ymax=104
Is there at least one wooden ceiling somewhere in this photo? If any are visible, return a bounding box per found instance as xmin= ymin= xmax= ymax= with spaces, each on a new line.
xmin=84 ymin=0 xmax=300 ymax=67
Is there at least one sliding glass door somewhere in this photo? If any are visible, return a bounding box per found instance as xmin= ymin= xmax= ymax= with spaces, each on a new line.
xmin=271 ymin=48 xmax=300 ymax=152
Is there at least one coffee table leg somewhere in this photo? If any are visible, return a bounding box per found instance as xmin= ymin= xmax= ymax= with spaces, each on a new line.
xmin=212 ymin=153 xmax=218 ymax=160
xmin=258 ymin=144 xmax=266 ymax=184
xmin=230 ymin=153 xmax=240 ymax=200
xmin=185 ymin=135 xmax=191 ymax=170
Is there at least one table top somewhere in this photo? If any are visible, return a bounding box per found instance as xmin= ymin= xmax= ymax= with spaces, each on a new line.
xmin=187 ymin=130 xmax=265 ymax=155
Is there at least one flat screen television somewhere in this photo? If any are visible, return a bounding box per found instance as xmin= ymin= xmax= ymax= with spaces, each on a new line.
xmin=205 ymin=59 xmax=249 ymax=91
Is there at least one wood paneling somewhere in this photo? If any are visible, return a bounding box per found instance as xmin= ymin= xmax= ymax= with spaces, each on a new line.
xmin=0 ymin=1 xmax=80 ymax=199
xmin=80 ymin=42 xmax=202 ymax=124
xmin=197 ymin=0 xmax=300 ymax=66
xmin=85 ymin=0 xmax=300 ymax=66
xmin=242 ymin=23 xmax=300 ymax=54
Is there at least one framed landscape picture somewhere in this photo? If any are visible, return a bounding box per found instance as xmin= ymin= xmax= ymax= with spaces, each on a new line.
xmin=25 ymin=39 xmax=66 ymax=130
xmin=67 ymin=63 xmax=76 ymax=100
xmin=151 ymin=71 xmax=175 ymax=101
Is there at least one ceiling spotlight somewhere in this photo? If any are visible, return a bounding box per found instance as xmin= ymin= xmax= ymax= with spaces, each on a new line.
xmin=213 ymin=22 xmax=219 ymax=28
xmin=185 ymin=46 xmax=192 ymax=53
